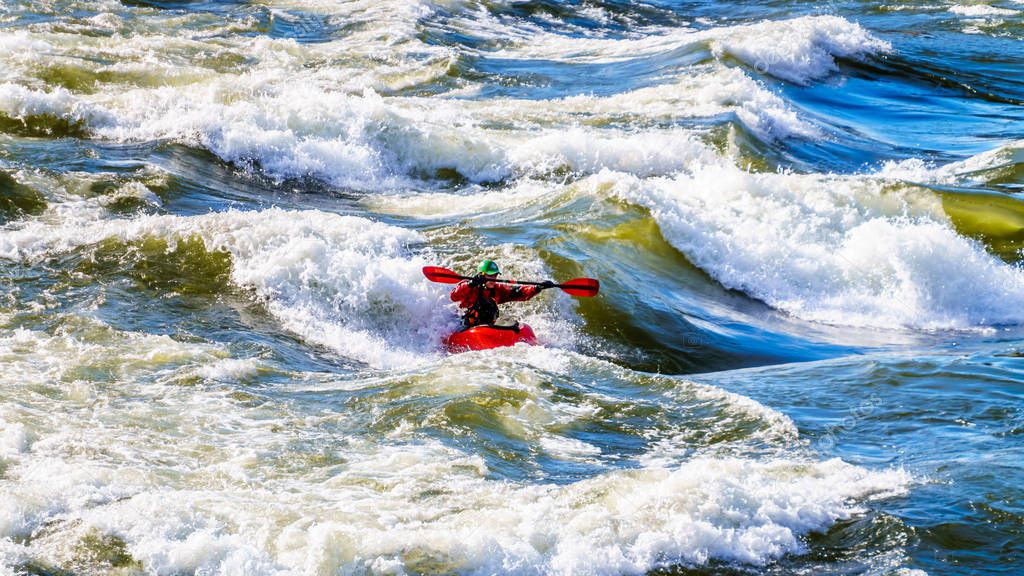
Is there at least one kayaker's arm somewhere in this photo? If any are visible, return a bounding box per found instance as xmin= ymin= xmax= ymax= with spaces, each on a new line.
xmin=491 ymin=283 xmax=542 ymax=304
xmin=450 ymin=280 xmax=474 ymax=308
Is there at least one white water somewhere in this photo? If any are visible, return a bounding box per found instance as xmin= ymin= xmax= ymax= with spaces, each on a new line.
xmin=0 ymin=199 xmax=593 ymax=366
xmin=0 ymin=3 xmax=1003 ymax=573
xmin=0 ymin=12 xmax=891 ymax=190
xmin=949 ymin=4 xmax=1019 ymax=17
xmin=0 ymin=208 xmax=449 ymax=367
xmin=480 ymin=14 xmax=888 ymax=85
xmin=0 ymin=329 xmax=910 ymax=575
xmin=600 ymin=149 xmax=1024 ymax=329
xmin=3 ymin=0 xmax=1022 ymax=333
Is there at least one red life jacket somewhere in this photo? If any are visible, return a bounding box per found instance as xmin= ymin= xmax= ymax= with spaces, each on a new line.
xmin=450 ymin=278 xmax=541 ymax=328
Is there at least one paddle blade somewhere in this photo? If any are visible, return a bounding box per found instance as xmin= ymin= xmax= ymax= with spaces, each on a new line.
xmin=423 ymin=266 xmax=467 ymax=284
xmin=558 ymin=278 xmax=599 ymax=297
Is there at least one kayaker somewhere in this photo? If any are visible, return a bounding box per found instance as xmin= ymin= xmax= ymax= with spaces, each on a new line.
xmin=450 ymin=260 xmax=554 ymax=328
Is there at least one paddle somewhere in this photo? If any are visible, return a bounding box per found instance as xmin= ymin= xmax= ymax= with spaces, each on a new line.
xmin=422 ymin=266 xmax=600 ymax=297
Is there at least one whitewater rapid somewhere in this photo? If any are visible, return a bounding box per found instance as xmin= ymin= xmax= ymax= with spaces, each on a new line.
xmin=2 ymin=0 xmax=1022 ymax=574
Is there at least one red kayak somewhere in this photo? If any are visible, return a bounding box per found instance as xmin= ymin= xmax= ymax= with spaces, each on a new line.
xmin=444 ymin=323 xmax=537 ymax=352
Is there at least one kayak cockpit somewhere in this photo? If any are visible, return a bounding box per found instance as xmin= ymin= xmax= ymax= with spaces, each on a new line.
xmin=443 ymin=323 xmax=537 ymax=352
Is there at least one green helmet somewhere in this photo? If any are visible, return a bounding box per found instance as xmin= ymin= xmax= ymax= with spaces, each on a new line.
xmin=478 ymin=259 xmax=500 ymax=275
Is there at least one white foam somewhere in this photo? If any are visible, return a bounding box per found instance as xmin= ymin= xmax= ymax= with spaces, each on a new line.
xmin=0 ymin=319 xmax=910 ymax=574
xmin=0 ymin=10 xmax=862 ymax=191
xmin=83 ymin=452 xmax=909 ymax=575
xmin=196 ymin=358 xmax=263 ymax=382
xmin=0 ymin=539 xmax=28 ymax=574
xmin=711 ymin=15 xmax=891 ymax=84
xmin=601 ymin=156 xmax=1024 ymax=330
xmin=641 ymin=377 xmax=802 ymax=467
xmin=0 ymin=208 xmax=454 ymax=367
xmin=0 ymin=420 xmax=26 ymax=457
xmin=96 ymin=181 xmax=163 ymax=209
xmin=97 ymin=86 xmax=730 ymax=189
xmin=0 ymin=32 xmax=54 ymax=61
xmin=480 ymin=21 xmax=698 ymax=63
xmin=950 ymin=4 xmax=1019 ymax=17
xmin=0 ymin=167 xmax=170 ymax=228
xmin=536 ymin=66 xmax=816 ymax=139
xmin=539 ymin=434 xmax=602 ymax=461
xmin=0 ymin=323 xmax=226 ymax=393
xmin=0 ymin=322 xmax=234 ymax=544
xmin=0 ymin=83 xmax=114 ymax=128
xmin=481 ymin=15 xmax=888 ymax=85
xmin=366 ymin=178 xmax=558 ymax=219
xmin=10 ymin=437 xmax=908 ymax=575
xmin=881 ymin=139 xmax=1024 ymax=186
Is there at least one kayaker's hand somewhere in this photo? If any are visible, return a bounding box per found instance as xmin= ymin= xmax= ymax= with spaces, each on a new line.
xmin=540 ymin=281 xmax=555 ymax=290
xmin=469 ymin=276 xmax=486 ymax=288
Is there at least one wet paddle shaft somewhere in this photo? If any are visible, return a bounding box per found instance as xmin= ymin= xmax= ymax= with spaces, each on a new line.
xmin=422 ymin=266 xmax=600 ymax=297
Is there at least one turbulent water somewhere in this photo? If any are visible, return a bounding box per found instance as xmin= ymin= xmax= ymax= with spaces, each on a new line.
xmin=1 ymin=0 xmax=1024 ymax=574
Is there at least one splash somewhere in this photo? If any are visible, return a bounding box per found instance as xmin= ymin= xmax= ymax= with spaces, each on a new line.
xmin=600 ymin=150 xmax=1024 ymax=329
xmin=0 ymin=208 xmax=449 ymax=367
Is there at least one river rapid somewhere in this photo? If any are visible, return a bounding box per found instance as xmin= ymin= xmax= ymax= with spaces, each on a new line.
xmin=1 ymin=1 xmax=1023 ymax=574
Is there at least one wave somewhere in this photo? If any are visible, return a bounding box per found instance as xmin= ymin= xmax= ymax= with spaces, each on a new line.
xmin=0 ymin=171 xmax=47 ymax=223
xmin=478 ymin=14 xmax=889 ymax=85
xmin=880 ymin=141 xmax=1024 ymax=260
xmin=0 ymin=83 xmax=106 ymax=138
xmin=949 ymin=4 xmax=1020 ymax=17
xmin=881 ymin=139 xmax=1024 ymax=187
xmin=597 ymin=143 xmax=1024 ymax=330
xmin=0 ymin=77 xmax=805 ymax=189
xmin=0 ymin=10 xmax=889 ymax=188
xmin=0 ymin=208 xmax=449 ymax=367
xmin=0 ymin=203 xmax=588 ymax=366
xmin=709 ymin=15 xmax=891 ymax=85
xmin=0 ymin=327 xmax=910 ymax=574
xmin=0 ymin=447 xmax=910 ymax=574
xmin=12 ymin=144 xmax=1023 ymax=340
